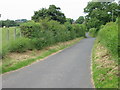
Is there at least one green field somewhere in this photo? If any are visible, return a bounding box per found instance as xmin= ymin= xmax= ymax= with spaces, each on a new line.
xmin=0 ymin=27 xmax=21 ymax=47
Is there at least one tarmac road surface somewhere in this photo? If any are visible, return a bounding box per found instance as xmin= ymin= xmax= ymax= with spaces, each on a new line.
xmin=2 ymin=36 xmax=95 ymax=88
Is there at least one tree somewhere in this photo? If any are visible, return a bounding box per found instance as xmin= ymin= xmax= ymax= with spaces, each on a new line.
xmin=86 ymin=17 xmax=102 ymax=30
xmin=66 ymin=18 xmax=74 ymax=24
xmin=0 ymin=19 xmax=20 ymax=27
xmin=32 ymin=5 xmax=66 ymax=24
xmin=75 ymin=16 xmax=84 ymax=24
xmin=84 ymin=1 xmax=119 ymax=30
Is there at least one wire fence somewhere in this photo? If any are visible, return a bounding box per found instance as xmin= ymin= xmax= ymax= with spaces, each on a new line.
xmin=1 ymin=27 xmax=22 ymax=44
xmin=6 ymin=28 xmax=22 ymax=41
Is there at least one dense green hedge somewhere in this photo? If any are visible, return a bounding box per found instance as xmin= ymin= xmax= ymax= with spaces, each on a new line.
xmin=89 ymin=28 xmax=97 ymax=37
xmin=2 ymin=20 xmax=86 ymax=58
xmin=20 ymin=21 xmax=41 ymax=38
xmin=20 ymin=20 xmax=85 ymax=48
xmin=97 ymin=22 xmax=118 ymax=59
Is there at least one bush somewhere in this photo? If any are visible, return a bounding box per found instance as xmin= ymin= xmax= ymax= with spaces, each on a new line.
xmin=64 ymin=22 xmax=76 ymax=40
xmin=20 ymin=20 xmax=86 ymax=42
xmin=97 ymin=22 xmax=118 ymax=59
xmin=73 ymin=24 xmax=85 ymax=37
xmin=20 ymin=21 xmax=42 ymax=38
xmin=31 ymin=38 xmax=45 ymax=50
xmin=89 ymin=28 xmax=97 ymax=37
xmin=20 ymin=19 xmax=86 ymax=47
xmin=2 ymin=37 xmax=32 ymax=58
xmin=78 ymin=24 xmax=86 ymax=37
xmin=9 ymin=37 xmax=32 ymax=52
xmin=115 ymin=17 xmax=119 ymax=24
xmin=2 ymin=19 xmax=86 ymax=58
xmin=2 ymin=45 xmax=9 ymax=58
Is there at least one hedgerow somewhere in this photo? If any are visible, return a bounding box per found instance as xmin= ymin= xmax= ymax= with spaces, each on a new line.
xmin=89 ymin=28 xmax=97 ymax=37
xmin=2 ymin=20 xmax=86 ymax=58
xmin=92 ymin=19 xmax=119 ymax=88
xmin=20 ymin=20 xmax=86 ymax=48
xmin=97 ymin=22 xmax=118 ymax=60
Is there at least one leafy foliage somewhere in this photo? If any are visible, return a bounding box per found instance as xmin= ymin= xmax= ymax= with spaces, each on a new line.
xmin=0 ymin=19 xmax=27 ymax=27
xmin=32 ymin=5 xmax=66 ymax=24
xmin=75 ymin=16 xmax=84 ymax=24
xmin=66 ymin=18 xmax=74 ymax=24
xmin=84 ymin=2 xmax=119 ymax=30
xmin=92 ymin=21 xmax=119 ymax=88
xmin=2 ymin=37 xmax=32 ymax=57
xmin=20 ymin=20 xmax=86 ymax=42
xmin=89 ymin=28 xmax=97 ymax=37
xmin=9 ymin=38 xmax=32 ymax=52
xmin=2 ymin=19 xmax=86 ymax=58
xmin=73 ymin=24 xmax=86 ymax=37
xmin=0 ymin=20 xmax=19 ymax=27
xmin=97 ymin=22 xmax=118 ymax=59
xmin=86 ymin=17 xmax=102 ymax=30
xmin=20 ymin=19 xmax=85 ymax=46
xmin=20 ymin=21 xmax=42 ymax=38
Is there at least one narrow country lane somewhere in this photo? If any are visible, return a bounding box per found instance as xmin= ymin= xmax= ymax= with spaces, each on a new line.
xmin=2 ymin=36 xmax=95 ymax=88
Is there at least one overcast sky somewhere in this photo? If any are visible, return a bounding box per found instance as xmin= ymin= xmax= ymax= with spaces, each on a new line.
xmin=0 ymin=0 xmax=93 ymax=20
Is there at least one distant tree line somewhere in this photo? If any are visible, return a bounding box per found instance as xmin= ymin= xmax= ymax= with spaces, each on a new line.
xmin=0 ymin=19 xmax=27 ymax=27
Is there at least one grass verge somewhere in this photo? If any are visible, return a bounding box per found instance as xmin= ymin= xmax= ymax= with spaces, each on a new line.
xmin=1 ymin=37 xmax=83 ymax=74
xmin=92 ymin=39 xmax=118 ymax=88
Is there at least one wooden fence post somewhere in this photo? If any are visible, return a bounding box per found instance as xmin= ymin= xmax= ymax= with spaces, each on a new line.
xmin=20 ymin=28 xmax=22 ymax=37
xmin=7 ymin=29 xmax=9 ymax=41
xmin=14 ymin=28 xmax=16 ymax=40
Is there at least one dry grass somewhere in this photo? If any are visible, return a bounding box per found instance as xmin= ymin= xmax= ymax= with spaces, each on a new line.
xmin=6 ymin=38 xmax=80 ymax=62
xmin=95 ymin=43 xmax=117 ymax=71
xmin=92 ymin=42 xmax=118 ymax=88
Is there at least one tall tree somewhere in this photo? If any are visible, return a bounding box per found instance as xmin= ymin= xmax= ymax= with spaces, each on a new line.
xmin=84 ymin=1 xmax=119 ymax=30
xmin=66 ymin=18 xmax=74 ymax=24
xmin=75 ymin=16 xmax=84 ymax=24
xmin=0 ymin=19 xmax=20 ymax=27
xmin=32 ymin=5 xmax=66 ymax=24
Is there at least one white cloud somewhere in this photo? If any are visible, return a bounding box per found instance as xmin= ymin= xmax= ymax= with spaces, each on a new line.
xmin=0 ymin=0 xmax=91 ymax=20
